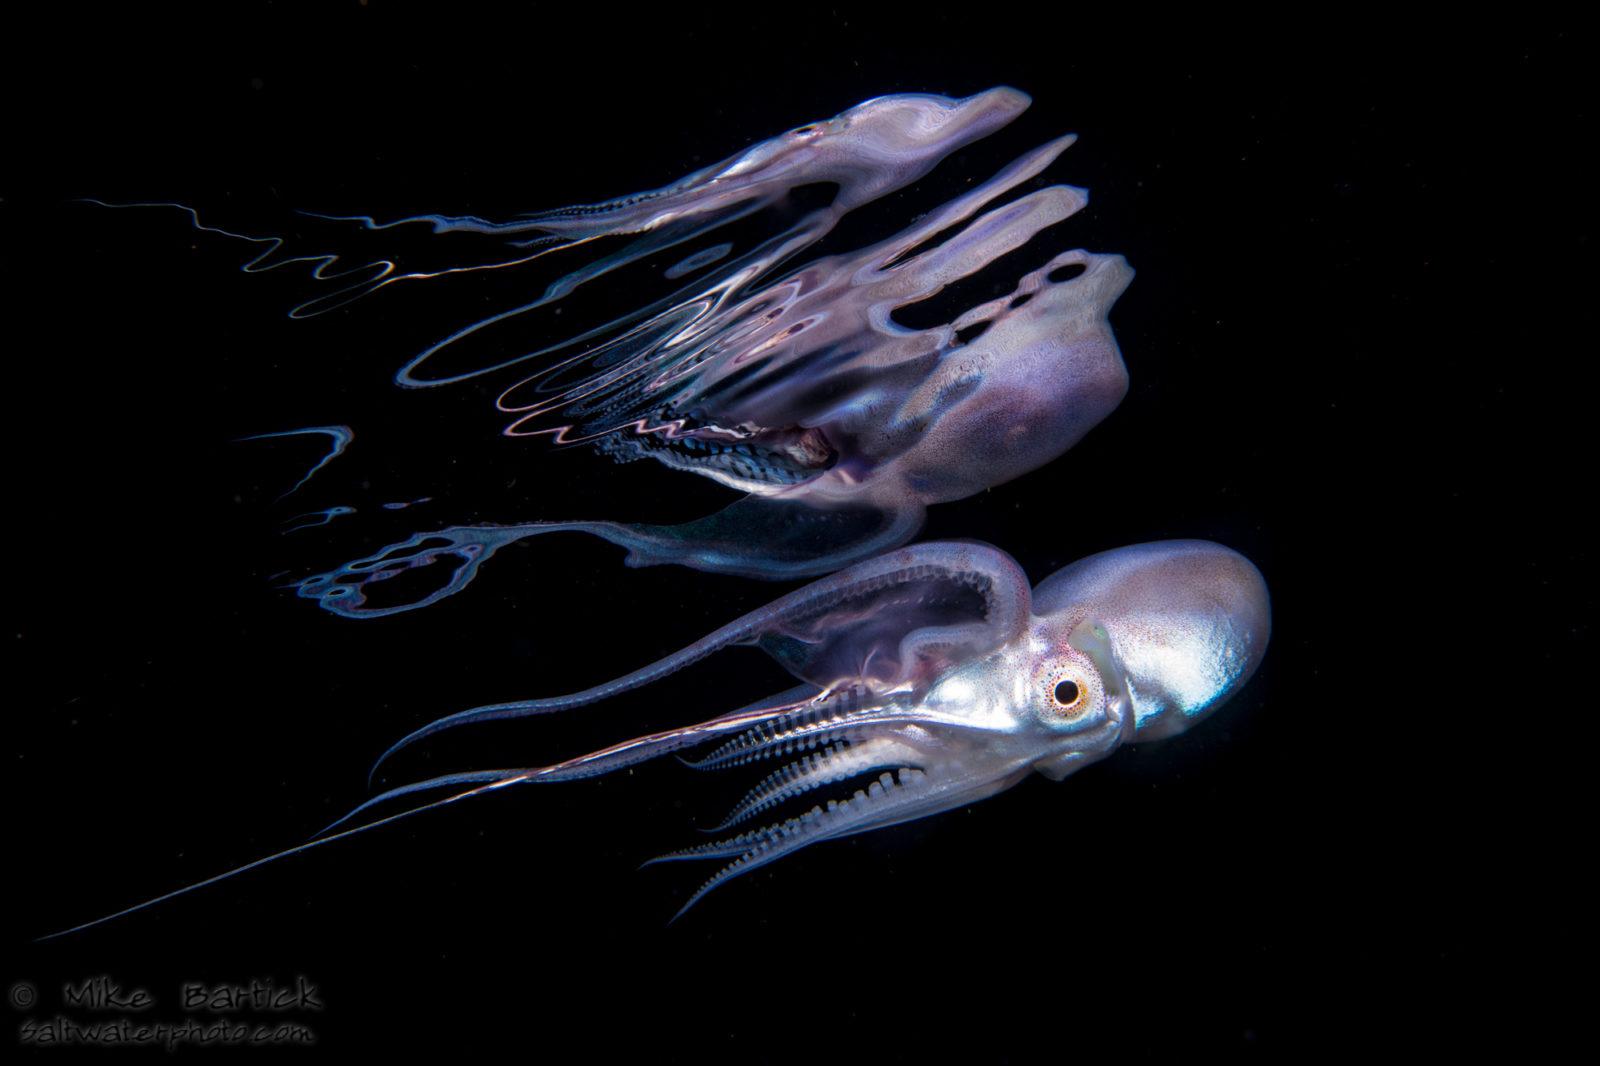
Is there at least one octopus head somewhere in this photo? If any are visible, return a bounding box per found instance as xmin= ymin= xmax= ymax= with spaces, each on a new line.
xmin=1027 ymin=540 xmax=1271 ymax=779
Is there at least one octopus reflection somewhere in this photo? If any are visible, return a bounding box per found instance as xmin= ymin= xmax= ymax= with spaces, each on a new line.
xmin=247 ymin=88 xmax=1137 ymax=615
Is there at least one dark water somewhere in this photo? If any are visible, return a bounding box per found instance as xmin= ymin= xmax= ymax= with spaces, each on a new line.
xmin=8 ymin=11 xmax=1579 ymax=1057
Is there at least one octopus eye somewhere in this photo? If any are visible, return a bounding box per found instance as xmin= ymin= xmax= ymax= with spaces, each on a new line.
xmin=1053 ymin=679 xmax=1081 ymax=706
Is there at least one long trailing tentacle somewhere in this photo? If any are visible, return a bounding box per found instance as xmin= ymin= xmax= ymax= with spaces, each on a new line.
xmin=343 ymin=688 xmax=820 ymax=833
xmin=41 ymin=679 xmax=983 ymax=939
xmin=364 ymin=540 xmax=1031 ymax=781
xmin=37 ymin=774 xmax=515 ymax=943
xmin=39 ymin=691 xmax=831 ymax=942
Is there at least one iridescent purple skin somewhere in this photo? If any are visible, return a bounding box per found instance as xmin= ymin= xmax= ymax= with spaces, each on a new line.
xmin=279 ymin=88 xmax=1134 ymax=617
xmin=45 ymin=540 xmax=1267 ymax=936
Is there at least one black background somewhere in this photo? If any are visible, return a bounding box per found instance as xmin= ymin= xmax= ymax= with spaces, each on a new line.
xmin=7 ymin=8 xmax=1581 ymax=1058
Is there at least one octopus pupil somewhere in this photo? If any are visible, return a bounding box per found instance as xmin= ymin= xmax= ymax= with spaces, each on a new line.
xmin=1054 ymin=680 xmax=1080 ymax=705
